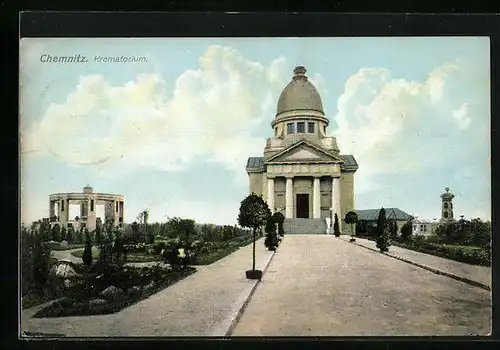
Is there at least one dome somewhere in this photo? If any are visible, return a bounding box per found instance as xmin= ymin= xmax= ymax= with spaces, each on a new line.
xmin=440 ymin=187 xmax=454 ymax=200
xmin=276 ymin=66 xmax=324 ymax=117
xmin=83 ymin=185 xmax=93 ymax=194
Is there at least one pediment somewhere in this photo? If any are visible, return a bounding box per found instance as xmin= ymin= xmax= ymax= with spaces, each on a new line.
xmin=266 ymin=141 xmax=343 ymax=164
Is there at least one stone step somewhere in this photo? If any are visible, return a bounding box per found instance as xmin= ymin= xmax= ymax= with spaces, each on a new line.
xmin=283 ymin=218 xmax=327 ymax=234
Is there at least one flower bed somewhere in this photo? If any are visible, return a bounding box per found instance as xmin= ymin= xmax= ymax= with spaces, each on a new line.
xmin=32 ymin=265 xmax=196 ymax=317
xmin=48 ymin=243 xmax=87 ymax=251
xmin=71 ymin=247 xmax=162 ymax=263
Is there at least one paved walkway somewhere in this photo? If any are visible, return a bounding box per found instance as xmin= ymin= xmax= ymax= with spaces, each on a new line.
xmin=341 ymin=237 xmax=491 ymax=289
xmin=22 ymin=239 xmax=274 ymax=337
xmin=231 ymin=235 xmax=491 ymax=336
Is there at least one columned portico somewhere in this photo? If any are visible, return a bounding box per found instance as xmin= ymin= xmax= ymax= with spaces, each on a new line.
xmin=313 ymin=177 xmax=321 ymax=219
xmin=285 ymin=177 xmax=293 ymax=218
xmin=246 ymin=65 xmax=358 ymax=234
xmin=332 ymin=177 xmax=342 ymax=231
xmin=267 ymin=177 xmax=275 ymax=213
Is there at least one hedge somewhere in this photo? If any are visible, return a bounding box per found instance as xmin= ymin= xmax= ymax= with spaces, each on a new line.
xmin=394 ymin=240 xmax=490 ymax=266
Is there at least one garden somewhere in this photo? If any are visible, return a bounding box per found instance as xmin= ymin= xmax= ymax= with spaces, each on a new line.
xmin=21 ymin=215 xmax=256 ymax=316
xmin=354 ymin=211 xmax=491 ymax=266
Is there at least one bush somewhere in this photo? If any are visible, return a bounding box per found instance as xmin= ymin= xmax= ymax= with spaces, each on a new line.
xmin=21 ymin=226 xmax=52 ymax=294
xmin=375 ymin=208 xmax=391 ymax=252
xmin=333 ymin=213 xmax=340 ymax=237
xmin=82 ymin=234 xmax=93 ymax=266
xmin=400 ymin=220 xmax=413 ymax=242
xmin=264 ymin=216 xmax=278 ymax=250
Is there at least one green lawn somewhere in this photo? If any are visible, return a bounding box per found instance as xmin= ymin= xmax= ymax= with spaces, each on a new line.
xmin=70 ymin=248 xmax=162 ymax=263
xmin=69 ymin=235 xmax=255 ymax=266
xmin=71 ymin=247 xmax=100 ymax=259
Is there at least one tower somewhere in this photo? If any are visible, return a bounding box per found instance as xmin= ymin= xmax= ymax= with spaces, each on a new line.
xmin=440 ymin=187 xmax=455 ymax=223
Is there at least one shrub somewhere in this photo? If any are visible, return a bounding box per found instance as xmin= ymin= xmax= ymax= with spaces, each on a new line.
xmin=51 ymin=224 xmax=61 ymax=242
xmin=152 ymin=242 xmax=167 ymax=255
xmin=333 ymin=213 xmax=340 ymax=237
xmin=82 ymin=233 xmax=93 ymax=267
xmin=75 ymin=227 xmax=83 ymax=244
xmin=400 ymin=220 xmax=413 ymax=242
xmin=264 ymin=216 xmax=278 ymax=250
xmin=375 ymin=208 xmax=391 ymax=252
xmin=21 ymin=226 xmax=52 ymax=294
xmin=345 ymin=211 xmax=358 ymax=239
xmin=161 ymin=242 xmax=184 ymax=270
xmin=272 ymin=212 xmax=285 ymax=237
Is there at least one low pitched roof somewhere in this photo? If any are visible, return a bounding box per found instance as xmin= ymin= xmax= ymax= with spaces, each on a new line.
xmin=356 ymin=208 xmax=413 ymax=221
xmin=246 ymin=154 xmax=357 ymax=172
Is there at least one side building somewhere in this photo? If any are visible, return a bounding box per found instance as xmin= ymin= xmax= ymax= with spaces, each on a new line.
xmin=355 ymin=208 xmax=413 ymax=236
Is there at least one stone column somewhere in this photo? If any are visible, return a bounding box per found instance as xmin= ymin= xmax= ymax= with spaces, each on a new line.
xmin=49 ymin=200 xmax=55 ymax=218
xmin=332 ymin=177 xmax=342 ymax=232
xmin=267 ymin=178 xmax=275 ymax=213
xmin=285 ymin=177 xmax=293 ymax=218
xmin=313 ymin=177 xmax=321 ymax=219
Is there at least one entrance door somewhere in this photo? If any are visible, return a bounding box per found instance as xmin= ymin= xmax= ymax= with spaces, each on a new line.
xmin=296 ymin=194 xmax=309 ymax=218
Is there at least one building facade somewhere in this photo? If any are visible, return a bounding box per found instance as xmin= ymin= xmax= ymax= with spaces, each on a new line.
xmin=246 ymin=66 xmax=358 ymax=233
xmin=49 ymin=185 xmax=124 ymax=232
xmin=412 ymin=219 xmax=438 ymax=236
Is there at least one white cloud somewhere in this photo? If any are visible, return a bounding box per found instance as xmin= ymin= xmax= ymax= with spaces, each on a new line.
xmin=21 ymin=45 xmax=288 ymax=185
xmin=331 ymin=62 xmax=488 ymax=195
xmin=452 ymin=103 xmax=471 ymax=130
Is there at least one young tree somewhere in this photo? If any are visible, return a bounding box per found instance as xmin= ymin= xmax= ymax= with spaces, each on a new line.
xmin=28 ymin=228 xmax=51 ymax=293
xmin=76 ymin=226 xmax=84 ymax=244
xmin=60 ymin=226 xmax=67 ymax=242
xmin=39 ymin=220 xmax=51 ymax=242
xmin=66 ymin=226 xmax=74 ymax=244
xmin=333 ymin=213 xmax=340 ymax=237
xmin=50 ymin=224 xmax=61 ymax=242
xmin=238 ymin=194 xmax=271 ymax=276
xmin=375 ymin=208 xmax=391 ymax=252
xmin=345 ymin=211 xmax=358 ymax=241
xmin=390 ymin=220 xmax=398 ymax=239
xmin=82 ymin=231 xmax=93 ymax=266
xmin=272 ymin=212 xmax=285 ymax=242
xmin=264 ymin=216 xmax=278 ymax=250
xmin=131 ymin=221 xmax=141 ymax=243
xmin=112 ymin=235 xmax=125 ymax=266
xmin=95 ymin=223 xmax=103 ymax=245
xmin=400 ymin=219 xmax=413 ymax=242
xmin=106 ymin=228 xmax=114 ymax=243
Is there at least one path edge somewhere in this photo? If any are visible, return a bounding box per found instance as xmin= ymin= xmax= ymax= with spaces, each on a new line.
xmin=340 ymin=238 xmax=491 ymax=292
xmin=223 ymin=249 xmax=277 ymax=337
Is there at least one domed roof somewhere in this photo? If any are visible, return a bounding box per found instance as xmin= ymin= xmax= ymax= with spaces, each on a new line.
xmin=440 ymin=187 xmax=454 ymax=199
xmin=276 ymin=66 xmax=324 ymax=117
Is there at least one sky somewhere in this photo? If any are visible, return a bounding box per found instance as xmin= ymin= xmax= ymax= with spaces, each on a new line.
xmin=19 ymin=37 xmax=491 ymax=226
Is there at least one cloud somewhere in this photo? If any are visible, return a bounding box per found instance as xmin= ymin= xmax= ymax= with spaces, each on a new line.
xmin=21 ymin=45 xmax=289 ymax=185
xmin=452 ymin=103 xmax=471 ymax=130
xmin=331 ymin=62 xmax=489 ymax=195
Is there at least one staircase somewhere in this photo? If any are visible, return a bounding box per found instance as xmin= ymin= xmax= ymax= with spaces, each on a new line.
xmin=283 ymin=218 xmax=328 ymax=235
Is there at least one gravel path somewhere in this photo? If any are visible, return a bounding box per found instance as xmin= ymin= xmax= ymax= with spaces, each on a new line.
xmin=22 ymin=239 xmax=274 ymax=337
xmin=343 ymin=237 xmax=491 ymax=288
xmin=231 ymin=235 xmax=491 ymax=336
